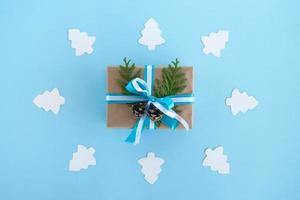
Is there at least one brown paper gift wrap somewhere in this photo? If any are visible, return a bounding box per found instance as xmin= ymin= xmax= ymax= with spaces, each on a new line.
xmin=106 ymin=66 xmax=193 ymax=128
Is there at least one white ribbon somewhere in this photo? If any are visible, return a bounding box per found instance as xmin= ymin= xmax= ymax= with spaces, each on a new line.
xmin=171 ymin=96 xmax=195 ymax=103
xmin=146 ymin=65 xmax=155 ymax=130
xmin=171 ymin=110 xmax=189 ymax=131
xmin=132 ymin=78 xmax=150 ymax=96
xmin=134 ymin=115 xmax=146 ymax=145
xmin=106 ymin=95 xmax=147 ymax=101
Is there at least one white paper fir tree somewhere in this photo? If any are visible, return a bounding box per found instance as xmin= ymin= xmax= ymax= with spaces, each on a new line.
xmin=69 ymin=144 xmax=96 ymax=172
xmin=138 ymin=18 xmax=165 ymax=51
xmin=138 ymin=152 xmax=165 ymax=184
xmin=68 ymin=29 xmax=96 ymax=56
xmin=203 ymin=146 xmax=230 ymax=174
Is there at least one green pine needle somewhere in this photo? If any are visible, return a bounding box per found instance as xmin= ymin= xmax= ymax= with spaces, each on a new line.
xmin=117 ymin=57 xmax=141 ymax=95
xmin=154 ymin=58 xmax=187 ymax=127
xmin=154 ymin=58 xmax=187 ymax=98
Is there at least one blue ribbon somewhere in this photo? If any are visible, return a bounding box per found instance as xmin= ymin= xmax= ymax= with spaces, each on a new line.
xmin=106 ymin=65 xmax=194 ymax=145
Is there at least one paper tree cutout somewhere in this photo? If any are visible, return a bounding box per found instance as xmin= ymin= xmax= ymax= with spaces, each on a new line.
xmin=201 ymin=30 xmax=229 ymax=57
xmin=226 ymin=88 xmax=258 ymax=115
xmin=138 ymin=18 xmax=165 ymax=51
xmin=68 ymin=29 xmax=96 ymax=56
xmin=33 ymin=88 xmax=65 ymax=114
xmin=203 ymin=146 xmax=230 ymax=174
xmin=69 ymin=144 xmax=96 ymax=172
xmin=138 ymin=152 xmax=164 ymax=184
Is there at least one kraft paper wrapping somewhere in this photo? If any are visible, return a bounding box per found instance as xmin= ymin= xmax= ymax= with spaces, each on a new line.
xmin=106 ymin=66 xmax=193 ymax=128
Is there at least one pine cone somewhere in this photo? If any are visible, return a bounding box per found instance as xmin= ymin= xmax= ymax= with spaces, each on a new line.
xmin=132 ymin=102 xmax=163 ymax=122
xmin=132 ymin=102 xmax=147 ymax=118
xmin=147 ymin=104 xmax=163 ymax=122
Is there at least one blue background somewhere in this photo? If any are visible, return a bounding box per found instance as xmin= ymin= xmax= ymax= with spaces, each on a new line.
xmin=1 ymin=0 xmax=299 ymax=199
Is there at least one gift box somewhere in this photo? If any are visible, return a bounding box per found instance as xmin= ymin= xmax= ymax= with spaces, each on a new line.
xmin=106 ymin=58 xmax=194 ymax=144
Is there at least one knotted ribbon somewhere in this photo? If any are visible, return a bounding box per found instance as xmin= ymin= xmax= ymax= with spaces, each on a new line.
xmin=106 ymin=65 xmax=194 ymax=144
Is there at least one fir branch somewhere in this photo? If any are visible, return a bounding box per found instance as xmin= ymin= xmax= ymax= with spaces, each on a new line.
xmin=154 ymin=58 xmax=187 ymax=98
xmin=154 ymin=58 xmax=187 ymax=127
xmin=117 ymin=57 xmax=141 ymax=95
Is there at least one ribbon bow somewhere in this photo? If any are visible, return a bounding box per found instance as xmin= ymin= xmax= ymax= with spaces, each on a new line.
xmin=106 ymin=65 xmax=194 ymax=145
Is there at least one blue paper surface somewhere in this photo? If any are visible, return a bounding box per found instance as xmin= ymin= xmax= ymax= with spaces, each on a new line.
xmin=0 ymin=0 xmax=299 ymax=199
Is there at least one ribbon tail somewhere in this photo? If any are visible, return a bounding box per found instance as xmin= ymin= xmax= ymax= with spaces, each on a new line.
xmin=152 ymin=102 xmax=176 ymax=118
xmin=149 ymin=120 xmax=155 ymax=130
xmin=160 ymin=110 xmax=189 ymax=131
xmin=125 ymin=115 xmax=147 ymax=145
xmin=160 ymin=115 xmax=179 ymax=130
xmin=145 ymin=117 xmax=155 ymax=130
xmin=173 ymin=111 xmax=189 ymax=131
